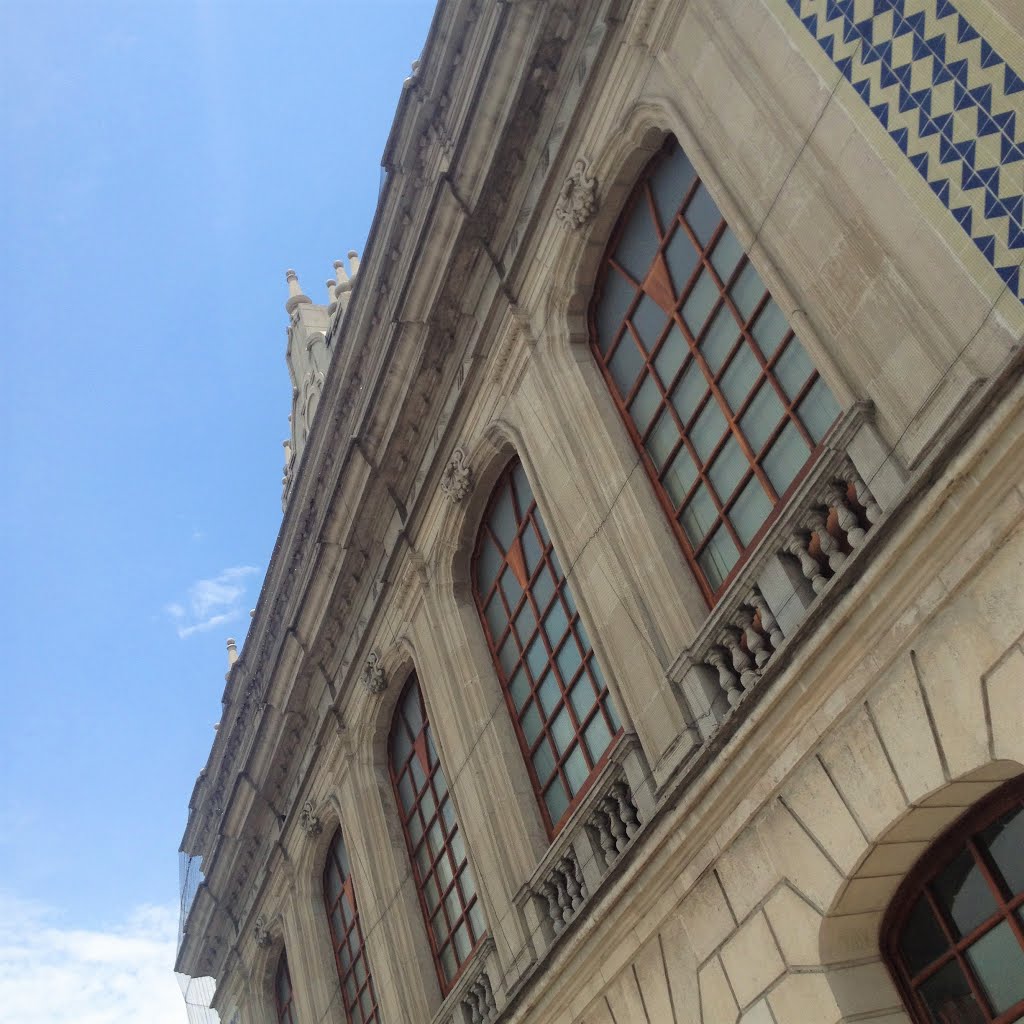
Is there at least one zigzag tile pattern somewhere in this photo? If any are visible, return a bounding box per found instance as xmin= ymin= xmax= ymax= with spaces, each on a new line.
xmin=786 ymin=0 xmax=1024 ymax=302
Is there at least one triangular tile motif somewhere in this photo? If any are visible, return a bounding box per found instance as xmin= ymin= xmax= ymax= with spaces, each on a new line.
xmin=785 ymin=0 xmax=1024 ymax=306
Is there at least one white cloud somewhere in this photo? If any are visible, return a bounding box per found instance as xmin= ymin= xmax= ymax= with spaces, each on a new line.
xmin=0 ymin=894 xmax=195 ymax=1024
xmin=166 ymin=566 xmax=260 ymax=640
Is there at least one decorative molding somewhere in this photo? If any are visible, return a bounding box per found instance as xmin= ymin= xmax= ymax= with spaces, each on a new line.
xmin=363 ymin=651 xmax=387 ymax=695
xmin=298 ymin=800 xmax=322 ymax=839
xmin=554 ymin=158 xmax=598 ymax=230
xmin=253 ymin=914 xmax=272 ymax=949
xmin=440 ymin=446 xmax=473 ymax=503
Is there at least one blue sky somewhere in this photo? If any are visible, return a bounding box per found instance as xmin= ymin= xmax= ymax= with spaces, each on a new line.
xmin=0 ymin=2 xmax=436 ymax=1018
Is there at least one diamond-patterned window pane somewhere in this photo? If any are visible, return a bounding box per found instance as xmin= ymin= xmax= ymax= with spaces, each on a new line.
xmin=473 ymin=459 xmax=622 ymax=834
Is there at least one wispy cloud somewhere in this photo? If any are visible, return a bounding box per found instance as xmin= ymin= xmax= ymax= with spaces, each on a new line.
xmin=165 ymin=566 xmax=259 ymax=639
xmin=0 ymin=894 xmax=191 ymax=1024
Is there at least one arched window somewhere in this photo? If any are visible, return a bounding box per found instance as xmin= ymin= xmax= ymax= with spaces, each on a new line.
xmin=389 ymin=676 xmax=485 ymax=992
xmin=323 ymin=828 xmax=379 ymax=1024
xmin=589 ymin=137 xmax=840 ymax=603
xmin=883 ymin=776 xmax=1024 ymax=1024
xmin=472 ymin=458 xmax=622 ymax=835
xmin=274 ymin=953 xmax=297 ymax=1024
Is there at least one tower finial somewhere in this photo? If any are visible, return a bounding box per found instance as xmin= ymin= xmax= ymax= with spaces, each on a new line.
xmin=347 ymin=250 xmax=360 ymax=276
xmin=226 ymin=638 xmax=238 ymax=667
xmin=285 ymin=269 xmax=311 ymax=313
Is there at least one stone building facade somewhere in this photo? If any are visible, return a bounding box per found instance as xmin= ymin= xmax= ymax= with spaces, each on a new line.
xmin=175 ymin=1 xmax=1024 ymax=1023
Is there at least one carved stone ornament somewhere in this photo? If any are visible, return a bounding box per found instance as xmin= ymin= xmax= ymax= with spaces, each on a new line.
xmin=363 ymin=651 xmax=386 ymax=695
xmin=298 ymin=799 xmax=322 ymax=839
xmin=554 ymin=158 xmax=598 ymax=230
xmin=253 ymin=914 xmax=272 ymax=949
xmin=440 ymin=446 xmax=473 ymax=503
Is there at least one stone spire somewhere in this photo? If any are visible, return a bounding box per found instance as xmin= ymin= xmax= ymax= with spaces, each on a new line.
xmin=280 ymin=254 xmax=361 ymax=510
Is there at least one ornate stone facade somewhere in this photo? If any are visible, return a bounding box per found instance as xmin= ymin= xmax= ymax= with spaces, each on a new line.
xmin=175 ymin=2 xmax=1024 ymax=1024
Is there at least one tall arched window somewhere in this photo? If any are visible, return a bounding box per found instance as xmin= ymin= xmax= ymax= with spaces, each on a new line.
xmin=883 ymin=776 xmax=1024 ymax=1024
xmin=275 ymin=953 xmax=297 ymax=1024
xmin=389 ymin=677 xmax=485 ymax=992
xmin=472 ymin=458 xmax=622 ymax=835
xmin=323 ymin=828 xmax=379 ymax=1024
xmin=590 ymin=137 xmax=840 ymax=603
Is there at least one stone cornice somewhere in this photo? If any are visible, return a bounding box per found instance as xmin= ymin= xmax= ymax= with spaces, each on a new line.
xmin=177 ymin=0 xmax=613 ymax=982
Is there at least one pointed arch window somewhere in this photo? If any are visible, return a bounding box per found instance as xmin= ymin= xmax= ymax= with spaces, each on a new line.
xmin=883 ymin=777 xmax=1024 ymax=1024
xmin=589 ymin=137 xmax=840 ymax=603
xmin=323 ymin=828 xmax=380 ymax=1024
xmin=275 ymin=953 xmax=298 ymax=1024
xmin=472 ymin=458 xmax=622 ymax=835
xmin=389 ymin=676 xmax=486 ymax=992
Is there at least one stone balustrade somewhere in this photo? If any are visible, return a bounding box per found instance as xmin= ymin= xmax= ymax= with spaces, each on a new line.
xmin=675 ymin=402 xmax=904 ymax=738
xmin=435 ymin=939 xmax=504 ymax=1024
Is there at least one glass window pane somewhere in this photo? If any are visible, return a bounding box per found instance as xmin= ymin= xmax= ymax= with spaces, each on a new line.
xmin=512 ymin=462 xmax=532 ymax=511
xmin=508 ymin=668 xmax=530 ymax=710
xmin=775 ymin=339 xmax=814 ymax=400
xmin=682 ymin=270 xmax=719 ymax=337
xmin=645 ymin=409 xmax=680 ymax=470
xmin=449 ymin=828 xmax=466 ymax=867
xmin=762 ymin=422 xmax=811 ymax=496
xmin=403 ymin=688 xmax=423 ymax=732
xmin=453 ymin=922 xmax=472 ymax=961
xmin=934 ymin=849 xmax=999 ymax=938
xmin=740 ymin=383 xmax=785 ymax=454
xmin=751 ymin=300 xmax=790 ymax=357
xmin=568 ymin=675 xmax=598 ymax=721
xmin=665 ymin=223 xmax=699 ymax=294
xmin=556 ymin=636 xmax=584 ymax=684
xmin=498 ymin=634 xmax=518 ymax=675
xmin=513 ymin=602 xmax=536 ymax=646
xmin=798 ymin=378 xmax=840 ymax=443
xmin=537 ymin=672 xmax=560 ymax=717
xmin=543 ymin=601 xmax=569 ymax=649
xmin=596 ymin=269 xmax=635 ymax=353
xmin=711 ymin=229 xmax=744 ymax=283
xmin=522 ymin=523 xmax=542 ymax=575
xmin=608 ymin=333 xmax=644 ymax=395
xmin=500 ymin=566 xmax=523 ymax=609
xmin=663 ymin=447 xmax=698 ymax=507
xmin=650 ymin=144 xmax=696 ymax=230
xmin=680 ymin=484 xmax=719 ymax=545
xmin=532 ymin=738 xmax=556 ymax=784
xmin=699 ymin=304 xmax=741 ymax=374
xmin=532 ymin=568 xmax=555 ymax=613
xmin=475 ymin=537 xmax=502 ymax=595
xmin=697 ymin=528 xmax=740 ymax=591
xmin=719 ymin=344 xmax=761 ymax=413
xmin=604 ymin=692 xmax=622 ymax=732
xmin=614 ymin=200 xmax=660 ymax=281
xmin=708 ymin=435 xmax=748 ymax=503
xmin=544 ymin=780 xmax=570 ymax=825
xmin=490 ymin=489 xmax=518 ymax=550
xmin=398 ymin=773 xmax=415 ymax=813
xmin=435 ymin=847 xmax=454 ymax=887
xmin=468 ymin=899 xmax=486 ymax=940
xmin=670 ymin=359 xmax=708 ymax=427
xmin=979 ymin=805 xmax=1024 ymax=894
xmin=684 ymin=183 xmax=721 ymax=248
xmin=631 ymin=293 xmax=669 ymax=352
xmin=690 ymin=400 xmax=727 ymax=464
xmin=484 ymin=595 xmax=507 ymax=640
xmin=965 ymin=920 xmax=1024 ymax=1013
xmin=730 ymin=262 xmax=766 ymax=323
xmin=729 ymin=476 xmax=772 ymax=546
xmin=564 ymin=743 xmax=590 ymax=796
xmin=408 ymin=811 xmax=424 ymax=846
xmin=654 ymin=323 xmax=688 ymax=387
xmin=629 ymin=376 xmax=661 ymax=434
xmin=444 ymin=886 xmax=462 ymax=927
xmin=918 ymin=959 xmax=986 ymax=1024
xmin=550 ymin=708 xmax=574 ymax=754
xmin=521 ymin=701 xmax=542 ymax=744
xmin=440 ymin=943 xmax=457 ymax=984
xmin=526 ymin=635 xmax=548 ymax=680
xmin=584 ymin=713 xmax=614 ymax=764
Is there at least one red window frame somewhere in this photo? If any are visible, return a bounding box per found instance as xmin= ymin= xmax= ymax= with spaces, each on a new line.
xmin=588 ymin=137 xmax=839 ymax=605
xmin=882 ymin=776 xmax=1024 ymax=1024
xmin=274 ymin=952 xmax=298 ymax=1024
xmin=323 ymin=828 xmax=380 ymax=1024
xmin=388 ymin=676 xmax=486 ymax=993
xmin=471 ymin=458 xmax=623 ymax=836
